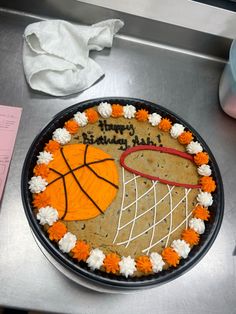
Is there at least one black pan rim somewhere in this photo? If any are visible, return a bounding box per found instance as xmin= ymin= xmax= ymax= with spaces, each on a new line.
xmin=21 ymin=97 xmax=224 ymax=289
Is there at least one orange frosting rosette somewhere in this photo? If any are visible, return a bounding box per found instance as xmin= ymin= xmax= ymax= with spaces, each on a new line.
xmin=85 ymin=108 xmax=99 ymax=123
xmin=178 ymin=131 xmax=193 ymax=145
xmin=33 ymin=164 xmax=50 ymax=178
xmin=111 ymin=104 xmax=123 ymax=118
xmin=199 ymin=176 xmax=216 ymax=193
xmin=32 ymin=191 xmax=51 ymax=209
xmin=158 ymin=118 xmax=172 ymax=132
xmin=64 ymin=120 xmax=79 ymax=134
xmin=181 ymin=228 xmax=200 ymax=245
xmin=194 ymin=152 xmax=209 ymax=166
xmin=136 ymin=109 xmax=149 ymax=121
xmin=47 ymin=221 xmax=67 ymax=241
xmin=161 ymin=247 xmax=180 ymax=267
xmin=71 ymin=241 xmax=90 ymax=261
xmin=44 ymin=140 xmax=60 ymax=153
xmin=193 ymin=205 xmax=210 ymax=221
xmin=103 ymin=253 xmax=121 ymax=274
xmin=136 ymin=256 xmax=152 ymax=273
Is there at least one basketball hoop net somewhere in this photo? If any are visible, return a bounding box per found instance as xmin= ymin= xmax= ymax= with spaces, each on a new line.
xmin=113 ymin=145 xmax=200 ymax=255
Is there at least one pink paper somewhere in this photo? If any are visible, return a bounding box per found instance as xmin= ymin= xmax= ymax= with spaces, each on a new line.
xmin=0 ymin=105 xmax=22 ymax=201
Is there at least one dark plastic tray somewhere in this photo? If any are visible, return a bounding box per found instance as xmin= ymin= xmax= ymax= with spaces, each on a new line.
xmin=21 ymin=97 xmax=224 ymax=290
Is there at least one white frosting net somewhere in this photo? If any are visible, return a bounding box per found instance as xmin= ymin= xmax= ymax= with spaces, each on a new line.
xmin=170 ymin=123 xmax=185 ymax=138
xmin=118 ymin=256 xmax=137 ymax=277
xmin=28 ymin=176 xmax=48 ymax=193
xmin=197 ymin=191 xmax=213 ymax=207
xmin=37 ymin=151 xmax=53 ymax=165
xmin=186 ymin=141 xmax=203 ymax=154
xmin=97 ymin=102 xmax=112 ymax=118
xmin=74 ymin=111 xmax=88 ymax=127
xmin=150 ymin=252 xmax=165 ymax=273
xmin=198 ymin=164 xmax=212 ymax=176
xmin=123 ymin=104 xmax=136 ymax=119
xmin=171 ymin=239 xmax=191 ymax=258
xmin=86 ymin=248 xmax=105 ymax=270
xmin=189 ymin=218 xmax=205 ymax=234
xmin=148 ymin=113 xmax=162 ymax=126
xmin=36 ymin=206 xmax=58 ymax=226
xmin=58 ymin=232 xmax=77 ymax=253
xmin=52 ymin=128 xmax=71 ymax=145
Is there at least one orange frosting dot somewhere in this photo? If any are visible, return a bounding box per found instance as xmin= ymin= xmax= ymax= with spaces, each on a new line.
xmin=33 ymin=164 xmax=50 ymax=178
xmin=32 ymin=191 xmax=51 ymax=209
xmin=181 ymin=228 xmax=200 ymax=245
xmin=111 ymin=104 xmax=123 ymax=118
xmin=64 ymin=120 xmax=79 ymax=134
xmin=178 ymin=131 xmax=193 ymax=145
xmin=85 ymin=108 xmax=99 ymax=123
xmin=47 ymin=221 xmax=67 ymax=241
xmin=161 ymin=247 xmax=180 ymax=267
xmin=71 ymin=241 xmax=90 ymax=262
xmin=44 ymin=140 xmax=60 ymax=153
xmin=136 ymin=109 xmax=149 ymax=121
xmin=136 ymin=255 xmax=152 ymax=273
xmin=199 ymin=176 xmax=216 ymax=193
xmin=194 ymin=152 xmax=209 ymax=166
xmin=158 ymin=118 xmax=172 ymax=132
xmin=103 ymin=253 xmax=121 ymax=274
xmin=193 ymin=205 xmax=210 ymax=221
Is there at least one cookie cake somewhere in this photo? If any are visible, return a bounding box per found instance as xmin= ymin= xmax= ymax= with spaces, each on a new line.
xmin=22 ymin=98 xmax=223 ymax=287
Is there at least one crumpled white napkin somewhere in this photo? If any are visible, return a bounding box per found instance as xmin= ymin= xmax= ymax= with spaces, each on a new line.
xmin=23 ymin=19 xmax=124 ymax=96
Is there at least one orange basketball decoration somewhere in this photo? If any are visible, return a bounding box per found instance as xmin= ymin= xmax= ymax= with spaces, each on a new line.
xmin=46 ymin=144 xmax=119 ymax=221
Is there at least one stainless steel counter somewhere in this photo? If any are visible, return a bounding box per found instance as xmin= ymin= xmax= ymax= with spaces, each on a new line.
xmin=0 ymin=4 xmax=236 ymax=314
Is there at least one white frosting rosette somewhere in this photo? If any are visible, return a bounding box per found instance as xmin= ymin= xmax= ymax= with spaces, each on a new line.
xmin=58 ymin=232 xmax=77 ymax=253
xmin=148 ymin=113 xmax=162 ymax=126
xmin=74 ymin=111 xmax=88 ymax=127
xmin=98 ymin=102 xmax=112 ymax=118
xmin=150 ymin=252 xmax=165 ymax=273
xmin=119 ymin=256 xmax=136 ymax=277
xmin=170 ymin=123 xmax=185 ymax=138
xmin=28 ymin=176 xmax=48 ymax=193
xmin=36 ymin=206 xmax=58 ymax=226
xmin=52 ymin=128 xmax=71 ymax=145
xmin=189 ymin=218 xmax=205 ymax=234
xmin=37 ymin=151 xmax=53 ymax=165
xmin=197 ymin=191 xmax=213 ymax=207
xmin=171 ymin=239 xmax=191 ymax=259
xmin=86 ymin=248 xmax=105 ymax=270
xmin=123 ymin=104 xmax=136 ymax=119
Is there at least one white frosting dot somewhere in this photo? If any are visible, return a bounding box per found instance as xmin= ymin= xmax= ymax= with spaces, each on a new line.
xmin=170 ymin=123 xmax=185 ymax=138
xmin=52 ymin=128 xmax=71 ymax=145
xmin=123 ymin=104 xmax=136 ymax=119
xmin=148 ymin=113 xmax=162 ymax=126
xmin=58 ymin=232 xmax=77 ymax=253
xmin=37 ymin=151 xmax=53 ymax=165
xmin=186 ymin=141 xmax=203 ymax=154
xmin=150 ymin=252 xmax=165 ymax=273
xmin=36 ymin=206 xmax=58 ymax=226
xmin=73 ymin=111 xmax=88 ymax=127
xmin=119 ymin=256 xmax=136 ymax=277
xmin=171 ymin=239 xmax=191 ymax=259
xmin=189 ymin=218 xmax=205 ymax=234
xmin=86 ymin=248 xmax=105 ymax=270
xmin=197 ymin=191 xmax=213 ymax=207
xmin=198 ymin=164 xmax=212 ymax=176
xmin=97 ymin=102 xmax=112 ymax=118
xmin=28 ymin=176 xmax=48 ymax=193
